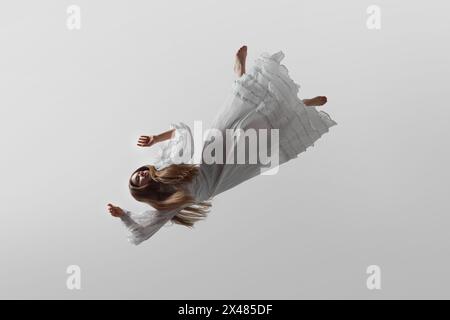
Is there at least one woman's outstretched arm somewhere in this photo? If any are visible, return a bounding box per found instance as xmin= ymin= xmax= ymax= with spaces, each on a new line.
xmin=107 ymin=203 xmax=177 ymax=245
xmin=137 ymin=128 xmax=175 ymax=147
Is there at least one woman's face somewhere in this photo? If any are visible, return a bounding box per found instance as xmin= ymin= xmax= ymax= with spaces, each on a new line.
xmin=131 ymin=168 xmax=151 ymax=187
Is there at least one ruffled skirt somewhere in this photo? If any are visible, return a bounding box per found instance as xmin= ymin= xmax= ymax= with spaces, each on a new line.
xmin=190 ymin=51 xmax=337 ymax=199
xmin=210 ymin=50 xmax=336 ymax=165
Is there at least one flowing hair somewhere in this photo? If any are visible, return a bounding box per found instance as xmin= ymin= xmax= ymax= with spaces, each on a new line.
xmin=129 ymin=164 xmax=211 ymax=227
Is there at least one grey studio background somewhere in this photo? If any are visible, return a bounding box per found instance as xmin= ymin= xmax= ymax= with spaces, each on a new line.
xmin=0 ymin=0 xmax=449 ymax=299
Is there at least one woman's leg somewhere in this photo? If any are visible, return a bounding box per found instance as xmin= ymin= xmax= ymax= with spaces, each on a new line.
xmin=303 ymin=96 xmax=328 ymax=107
xmin=234 ymin=45 xmax=247 ymax=77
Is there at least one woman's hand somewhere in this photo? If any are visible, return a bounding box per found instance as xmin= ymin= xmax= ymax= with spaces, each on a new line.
xmin=137 ymin=135 xmax=156 ymax=147
xmin=107 ymin=203 xmax=125 ymax=218
xmin=137 ymin=129 xmax=175 ymax=147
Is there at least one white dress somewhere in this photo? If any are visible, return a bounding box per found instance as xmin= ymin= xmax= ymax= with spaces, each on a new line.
xmin=120 ymin=51 xmax=337 ymax=245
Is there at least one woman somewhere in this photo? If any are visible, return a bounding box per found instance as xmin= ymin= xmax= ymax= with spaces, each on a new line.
xmin=107 ymin=46 xmax=336 ymax=245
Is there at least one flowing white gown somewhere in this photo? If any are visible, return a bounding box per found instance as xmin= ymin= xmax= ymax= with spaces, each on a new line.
xmin=120 ymin=51 xmax=337 ymax=245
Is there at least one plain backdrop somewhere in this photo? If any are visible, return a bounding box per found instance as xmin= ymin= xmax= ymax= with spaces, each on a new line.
xmin=0 ymin=0 xmax=449 ymax=299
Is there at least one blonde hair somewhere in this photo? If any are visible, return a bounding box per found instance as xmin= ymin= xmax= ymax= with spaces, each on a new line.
xmin=129 ymin=164 xmax=211 ymax=227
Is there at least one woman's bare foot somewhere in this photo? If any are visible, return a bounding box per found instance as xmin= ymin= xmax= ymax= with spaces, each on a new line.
xmin=234 ymin=45 xmax=247 ymax=77
xmin=303 ymin=96 xmax=328 ymax=107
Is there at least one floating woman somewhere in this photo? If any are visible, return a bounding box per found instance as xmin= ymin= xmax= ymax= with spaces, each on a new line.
xmin=107 ymin=46 xmax=336 ymax=245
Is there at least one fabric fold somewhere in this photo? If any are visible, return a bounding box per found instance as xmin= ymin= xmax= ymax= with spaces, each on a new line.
xmin=154 ymin=122 xmax=194 ymax=170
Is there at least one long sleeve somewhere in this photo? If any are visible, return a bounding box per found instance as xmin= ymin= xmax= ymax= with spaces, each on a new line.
xmin=119 ymin=209 xmax=179 ymax=245
xmin=154 ymin=122 xmax=194 ymax=170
